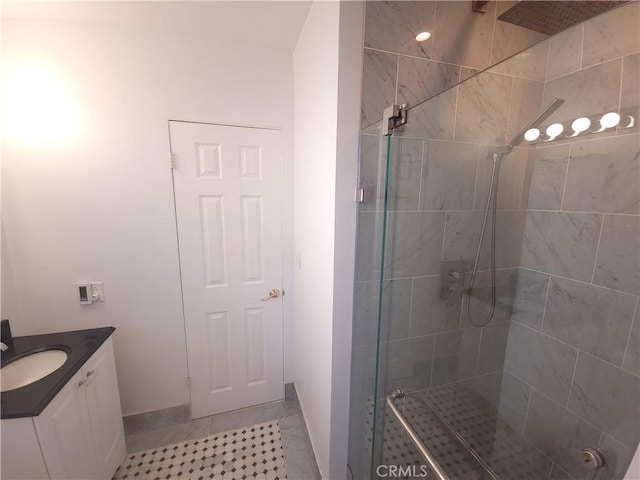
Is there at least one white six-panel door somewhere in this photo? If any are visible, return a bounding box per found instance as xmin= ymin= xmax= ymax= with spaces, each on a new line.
xmin=169 ymin=121 xmax=284 ymax=418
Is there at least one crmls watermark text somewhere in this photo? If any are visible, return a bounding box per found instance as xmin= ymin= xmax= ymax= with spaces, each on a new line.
xmin=376 ymin=464 xmax=429 ymax=478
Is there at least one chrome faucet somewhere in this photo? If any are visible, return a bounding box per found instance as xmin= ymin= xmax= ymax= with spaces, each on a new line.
xmin=0 ymin=342 xmax=8 ymax=352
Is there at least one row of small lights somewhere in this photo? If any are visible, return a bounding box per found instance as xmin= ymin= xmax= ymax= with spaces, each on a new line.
xmin=414 ymin=31 xmax=635 ymax=145
xmin=524 ymin=111 xmax=635 ymax=144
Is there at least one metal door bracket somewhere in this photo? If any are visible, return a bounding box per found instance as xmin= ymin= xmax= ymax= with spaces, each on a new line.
xmin=383 ymin=104 xmax=408 ymax=136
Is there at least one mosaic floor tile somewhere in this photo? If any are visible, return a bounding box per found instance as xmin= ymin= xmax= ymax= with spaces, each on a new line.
xmin=114 ymin=421 xmax=287 ymax=480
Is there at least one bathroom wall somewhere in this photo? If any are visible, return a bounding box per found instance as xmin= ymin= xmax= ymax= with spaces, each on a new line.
xmin=292 ymin=2 xmax=364 ymax=477
xmin=1 ymin=5 xmax=300 ymax=416
xmin=500 ymin=3 xmax=640 ymax=479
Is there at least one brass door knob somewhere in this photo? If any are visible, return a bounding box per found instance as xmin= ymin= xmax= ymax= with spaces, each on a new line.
xmin=261 ymin=288 xmax=281 ymax=301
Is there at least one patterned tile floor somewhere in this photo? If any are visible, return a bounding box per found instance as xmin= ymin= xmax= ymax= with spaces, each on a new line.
xmin=368 ymin=383 xmax=554 ymax=479
xmin=114 ymin=421 xmax=287 ymax=480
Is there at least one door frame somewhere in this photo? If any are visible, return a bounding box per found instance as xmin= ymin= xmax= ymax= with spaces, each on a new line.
xmin=167 ymin=119 xmax=290 ymax=414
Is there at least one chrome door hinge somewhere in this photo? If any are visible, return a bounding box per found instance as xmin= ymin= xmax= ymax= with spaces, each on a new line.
xmin=383 ymin=104 xmax=408 ymax=136
xmin=169 ymin=152 xmax=175 ymax=169
xmin=355 ymin=188 xmax=365 ymax=203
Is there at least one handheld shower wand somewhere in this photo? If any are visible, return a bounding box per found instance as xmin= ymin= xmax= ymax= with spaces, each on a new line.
xmin=465 ymin=98 xmax=564 ymax=327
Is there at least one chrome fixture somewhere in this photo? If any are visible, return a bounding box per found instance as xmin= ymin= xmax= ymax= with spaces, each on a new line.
xmin=581 ymin=447 xmax=605 ymax=480
xmin=465 ymin=98 xmax=564 ymax=327
xmin=386 ymin=390 xmax=451 ymax=480
xmin=497 ymin=1 xmax=630 ymax=36
xmin=383 ymin=104 xmax=408 ymax=136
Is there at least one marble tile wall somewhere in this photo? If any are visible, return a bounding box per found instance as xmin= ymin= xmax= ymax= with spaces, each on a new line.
xmin=361 ymin=0 xmax=547 ymax=128
xmin=350 ymin=2 xmax=639 ymax=479
xmin=501 ymin=3 xmax=640 ymax=478
xmin=351 ymin=7 xmax=553 ymax=478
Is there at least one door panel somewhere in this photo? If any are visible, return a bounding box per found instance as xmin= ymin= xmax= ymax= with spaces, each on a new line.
xmin=170 ymin=122 xmax=284 ymax=418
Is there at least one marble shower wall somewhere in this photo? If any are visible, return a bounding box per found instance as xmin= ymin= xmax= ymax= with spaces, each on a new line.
xmin=361 ymin=0 xmax=548 ymax=127
xmin=500 ymin=3 xmax=640 ymax=479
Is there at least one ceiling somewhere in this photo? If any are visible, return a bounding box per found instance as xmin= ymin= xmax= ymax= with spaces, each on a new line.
xmin=1 ymin=1 xmax=313 ymax=52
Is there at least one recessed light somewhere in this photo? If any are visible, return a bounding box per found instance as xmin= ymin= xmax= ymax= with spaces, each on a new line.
xmin=415 ymin=32 xmax=431 ymax=42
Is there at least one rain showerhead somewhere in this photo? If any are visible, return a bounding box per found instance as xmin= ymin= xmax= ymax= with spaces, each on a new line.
xmin=497 ymin=1 xmax=630 ymax=36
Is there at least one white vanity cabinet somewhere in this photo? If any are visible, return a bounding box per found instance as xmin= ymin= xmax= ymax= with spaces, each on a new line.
xmin=1 ymin=337 xmax=126 ymax=480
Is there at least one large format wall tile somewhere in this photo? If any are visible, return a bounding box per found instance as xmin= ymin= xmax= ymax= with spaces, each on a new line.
xmin=546 ymin=25 xmax=582 ymax=82
xmin=511 ymin=268 xmax=549 ymax=330
xmin=505 ymin=78 xmax=544 ymax=145
xmin=349 ymin=343 xmax=376 ymax=406
xmin=385 ymin=335 xmax=435 ymax=393
xmin=461 ymin=269 xmax=514 ymax=327
xmin=526 ymin=144 xmax=570 ymax=211
xmin=543 ymin=59 xmax=622 ymax=126
xmin=497 ymin=371 xmax=531 ymax=435
xmin=454 ymin=71 xmax=513 ymax=144
xmin=403 ymin=87 xmax=457 ymax=141
xmin=504 ymin=322 xmax=577 ymax=404
xmin=520 ymin=211 xmax=602 ymax=281
xmin=490 ymin=38 xmax=549 ymax=82
xmin=432 ymin=328 xmax=481 ymax=386
xmin=543 ymin=277 xmax=637 ymax=365
xmin=582 ymin=1 xmax=640 ymax=68
xmin=563 ymin=135 xmax=640 ymax=215
xmin=568 ymin=352 xmax=640 ymax=448
xmin=623 ymin=305 xmax=639 ymax=377
xmin=386 ymin=137 xmax=423 ymax=211
xmin=431 ymin=0 xmax=496 ymax=69
xmin=444 ymin=211 xmax=525 ymax=271
xmin=359 ymin=134 xmax=381 ymax=213
xmin=419 ymin=140 xmax=478 ymax=211
xmin=443 ymin=210 xmax=483 ymax=266
xmin=621 ymin=53 xmax=639 ymax=134
xmin=364 ymin=1 xmax=436 ymax=59
xmin=384 ymin=211 xmax=445 ymax=278
xmin=475 ymin=146 xmax=528 ymax=211
xmin=477 ymin=322 xmax=510 ymax=374
xmin=594 ymin=215 xmax=640 ymax=295
xmin=409 ymin=275 xmax=462 ymax=336
xmin=355 ymin=212 xmax=387 ymax=282
xmin=599 ymin=434 xmax=636 ymax=480
xmin=352 ymin=279 xmax=412 ymax=347
xmin=397 ymin=57 xmax=460 ymax=108
xmin=524 ymin=390 xmax=602 ymax=479
xmin=361 ymin=49 xmax=398 ymax=127
xmin=491 ymin=1 xmax=548 ymax=69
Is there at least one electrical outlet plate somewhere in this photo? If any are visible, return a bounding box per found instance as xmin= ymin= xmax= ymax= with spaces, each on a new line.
xmin=91 ymin=282 xmax=105 ymax=302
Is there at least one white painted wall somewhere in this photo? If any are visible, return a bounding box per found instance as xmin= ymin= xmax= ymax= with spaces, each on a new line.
xmin=292 ymin=1 xmax=340 ymax=476
xmin=1 ymin=9 xmax=297 ymax=416
xmin=330 ymin=3 xmax=364 ymax=478
xmin=292 ymin=2 xmax=363 ymax=477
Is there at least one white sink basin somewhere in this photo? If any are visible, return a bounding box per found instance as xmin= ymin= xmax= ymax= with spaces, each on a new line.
xmin=1 ymin=350 xmax=69 ymax=392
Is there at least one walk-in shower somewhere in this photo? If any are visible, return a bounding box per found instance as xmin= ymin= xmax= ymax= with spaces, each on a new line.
xmin=349 ymin=2 xmax=640 ymax=479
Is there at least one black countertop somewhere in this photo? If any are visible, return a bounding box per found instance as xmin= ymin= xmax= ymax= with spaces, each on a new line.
xmin=1 ymin=327 xmax=115 ymax=419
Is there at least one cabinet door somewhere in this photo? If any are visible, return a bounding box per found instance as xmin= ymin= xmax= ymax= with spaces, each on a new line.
xmin=34 ymin=369 xmax=101 ymax=480
xmin=82 ymin=338 xmax=126 ymax=480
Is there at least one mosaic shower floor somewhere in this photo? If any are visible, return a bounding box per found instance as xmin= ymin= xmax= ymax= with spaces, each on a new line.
xmin=113 ymin=421 xmax=288 ymax=480
xmin=379 ymin=383 xmax=554 ymax=479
